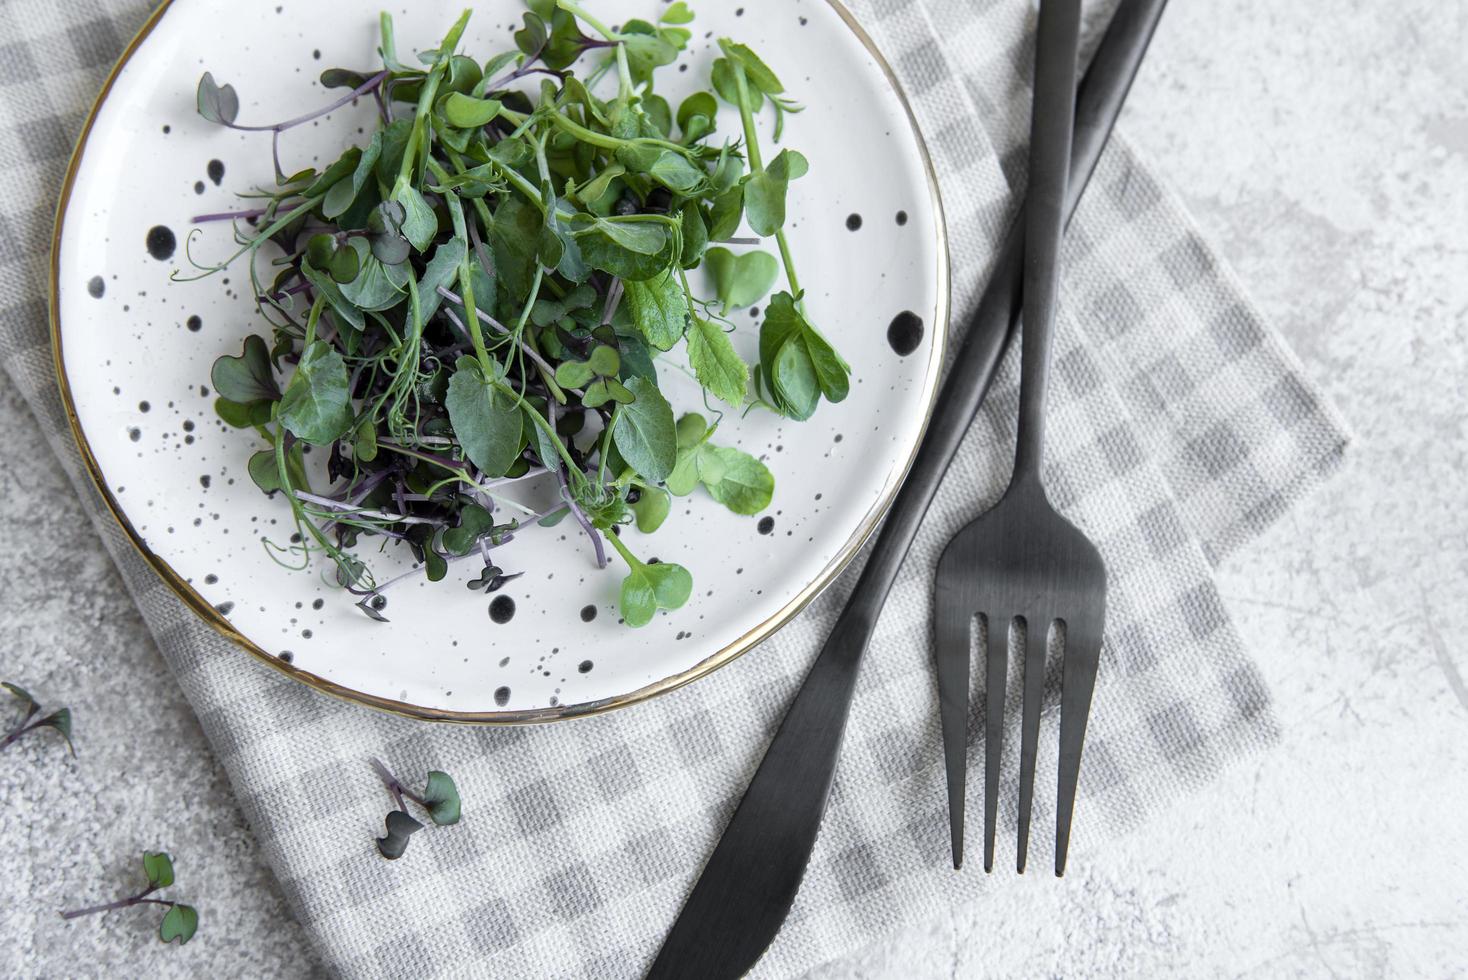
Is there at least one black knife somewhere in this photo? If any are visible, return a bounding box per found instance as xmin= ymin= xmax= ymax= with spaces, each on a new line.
xmin=647 ymin=2 xmax=1169 ymax=976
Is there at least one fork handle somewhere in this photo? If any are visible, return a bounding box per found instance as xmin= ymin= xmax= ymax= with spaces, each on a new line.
xmin=1013 ymin=0 xmax=1083 ymax=483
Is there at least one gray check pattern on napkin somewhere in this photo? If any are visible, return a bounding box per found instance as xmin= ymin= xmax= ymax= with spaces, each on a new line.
xmin=0 ymin=0 xmax=1348 ymax=976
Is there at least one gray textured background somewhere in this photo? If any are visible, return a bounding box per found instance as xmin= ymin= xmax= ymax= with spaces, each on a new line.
xmin=3 ymin=0 xmax=1465 ymax=976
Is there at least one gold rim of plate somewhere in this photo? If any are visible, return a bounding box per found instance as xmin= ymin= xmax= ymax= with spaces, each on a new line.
xmin=48 ymin=0 xmax=951 ymax=724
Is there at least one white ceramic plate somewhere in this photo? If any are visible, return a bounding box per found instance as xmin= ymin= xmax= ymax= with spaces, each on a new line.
xmin=52 ymin=0 xmax=947 ymax=721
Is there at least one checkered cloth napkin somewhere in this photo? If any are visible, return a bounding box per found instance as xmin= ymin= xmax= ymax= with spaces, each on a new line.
xmin=0 ymin=0 xmax=1349 ymax=975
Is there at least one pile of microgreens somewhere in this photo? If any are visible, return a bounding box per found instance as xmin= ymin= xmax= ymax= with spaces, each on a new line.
xmin=185 ymin=0 xmax=848 ymax=626
xmin=60 ymin=852 xmax=199 ymax=946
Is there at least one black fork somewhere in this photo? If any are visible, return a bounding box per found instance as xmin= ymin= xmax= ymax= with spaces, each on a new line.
xmin=933 ymin=0 xmax=1107 ymax=876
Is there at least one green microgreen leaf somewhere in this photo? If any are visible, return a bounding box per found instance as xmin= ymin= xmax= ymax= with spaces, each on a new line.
xmin=720 ymin=41 xmax=786 ymax=96
xmin=582 ymin=217 xmax=667 ymax=255
xmin=743 ymin=148 xmax=808 ymax=236
xmin=630 ymin=487 xmax=671 ymax=532
xmin=3 ymin=682 xmax=36 ymax=710
xmin=367 ymin=199 xmax=411 ymax=266
xmin=490 ymin=194 xmax=543 ymax=300
xmin=323 ymin=134 xmax=382 ymax=219
xmin=320 ymin=68 xmax=369 ymax=89
xmin=298 ymin=261 xmax=367 ymax=332
xmin=686 ymin=316 xmax=749 ymax=407
xmin=195 ymin=72 xmax=239 ymax=125
xmin=441 ymin=92 xmax=502 ymax=128
xmin=142 ymin=852 xmax=175 ymax=889
xmin=582 ymin=376 xmax=634 ymax=408
xmin=555 ymin=359 xmax=595 ymax=389
xmin=703 ymin=247 xmax=778 ymax=313
xmin=759 ymin=291 xmax=849 ymax=419
xmin=441 ymin=505 xmax=497 ymax=555
xmin=661 ymin=2 xmax=694 ymax=25
xmin=514 ymin=12 xmax=550 ymax=57
xmin=353 ymin=415 xmax=379 ymax=463
xmin=609 ymin=534 xmax=692 ymax=627
xmin=422 ymin=771 xmax=462 ymax=826
xmin=277 ymin=341 xmax=353 ymax=446
xmin=33 ymin=708 xmax=75 ymax=755
xmin=665 ymin=413 xmax=774 ymax=515
xmin=576 ymin=221 xmax=674 ymax=281
xmin=394 ymin=185 xmax=438 ymax=253
xmin=210 ymin=335 xmax=280 ymax=404
xmin=444 ymin=55 xmax=483 ymax=95
xmin=618 ymin=20 xmax=686 ymax=87
xmin=376 ymin=810 xmax=424 ymax=860
xmin=249 ymin=442 xmax=307 ymax=497
xmin=697 ymin=446 xmax=774 ymax=514
xmin=711 ymin=58 xmax=760 ymax=112
xmin=530 ymin=284 xmax=597 ymax=327
xmin=615 ymin=145 xmax=706 ymax=195
xmin=159 ymin=904 xmax=199 ymax=945
xmin=339 ymin=239 xmax=411 ymax=311
xmin=375 ymin=117 xmax=414 ymax=184
xmin=218 ymin=399 xmax=271 ymax=432
xmin=445 ymin=357 xmax=523 ymax=478
xmin=587 ymin=343 xmax=620 ymax=376
xmin=612 ymin=376 xmax=676 ymax=483
xmin=623 ymin=274 xmax=690 ymax=351
xmin=415 ymin=238 xmax=467 ymax=325
xmin=306 ymin=234 xmax=346 ymax=281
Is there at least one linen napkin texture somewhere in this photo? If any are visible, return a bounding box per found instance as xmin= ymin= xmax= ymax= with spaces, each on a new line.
xmin=0 ymin=0 xmax=1349 ymax=976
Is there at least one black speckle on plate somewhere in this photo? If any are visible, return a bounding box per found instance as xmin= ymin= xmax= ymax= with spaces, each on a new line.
xmin=578 ymin=660 xmax=594 ymax=674
xmin=199 ymin=475 xmax=211 ymax=489
xmin=127 ymin=427 xmax=141 ymax=442
xmin=887 ymin=311 xmax=924 ymax=356
xmin=207 ymin=159 xmax=225 ymax=185
xmin=489 ymin=595 xmax=516 ymax=624
xmin=145 ymin=225 xmax=176 ymax=261
xmin=580 ymin=604 xmax=597 ymax=622
xmin=194 ymin=180 xmax=205 ymax=195
xmin=494 ymin=685 xmax=511 ymax=707
xmin=187 ymin=314 xmax=202 ymax=332
xmin=87 ymin=275 xmax=105 ymax=298
xmin=845 ymin=213 xmax=863 ymax=231
xmin=215 ymin=601 xmax=234 ymax=615
xmin=757 ymin=516 xmax=775 ymax=535
xmin=896 ymin=210 xmax=909 ymax=226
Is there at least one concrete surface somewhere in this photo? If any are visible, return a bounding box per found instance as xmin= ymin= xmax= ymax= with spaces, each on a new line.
xmin=3 ymin=0 xmax=1466 ymax=976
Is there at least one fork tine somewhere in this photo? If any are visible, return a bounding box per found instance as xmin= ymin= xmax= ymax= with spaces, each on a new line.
xmin=934 ymin=576 xmax=973 ymax=869
xmin=982 ymin=612 xmax=1008 ymax=873
xmin=1055 ymin=613 xmax=1102 ymax=876
xmin=1015 ymin=615 xmax=1048 ymax=873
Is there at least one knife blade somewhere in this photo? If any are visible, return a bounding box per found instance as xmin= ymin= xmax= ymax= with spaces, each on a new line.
xmin=646 ymin=2 xmax=1169 ymax=976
